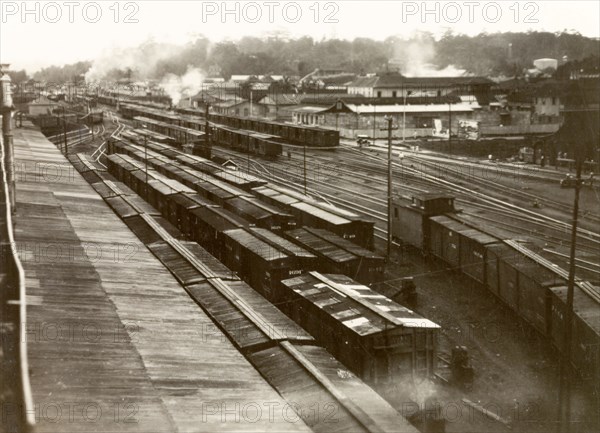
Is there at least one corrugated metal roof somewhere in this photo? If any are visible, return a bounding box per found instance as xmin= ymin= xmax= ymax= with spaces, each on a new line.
xmin=250 ymin=228 xmax=316 ymax=259
xmin=346 ymin=103 xmax=474 ymax=114
xmin=252 ymin=186 xmax=301 ymax=205
xmin=285 ymin=228 xmax=357 ymax=264
xmin=430 ymin=215 xmax=471 ymax=232
xmin=291 ymin=202 xmax=350 ymax=226
xmin=226 ymin=197 xmax=271 ymax=221
xmin=224 ymin=229 xmax=289 ymax=262
xmin=281 ymin=272 xmax=439 ymax=336
xmin=305 ymin=227 xmax=382 ymax=259
xmin=191 ymin=206 xmax=248 ymax=232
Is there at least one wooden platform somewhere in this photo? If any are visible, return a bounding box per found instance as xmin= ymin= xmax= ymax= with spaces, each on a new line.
xmin=12 ymin=122 xmax=310 ymax=433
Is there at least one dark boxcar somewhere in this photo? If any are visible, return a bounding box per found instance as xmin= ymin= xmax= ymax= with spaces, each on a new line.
xmin=308 ymin=200 xmax=375 ymax=250
xmin=222 ymin=229 xmax=302 ymax=304
xmin=312 ymin=227 xmax=385 ymax=284
xmin=106 ymin=154 xmax=139 ymax=186
xmin=279 ymin=272 xmax=439 ymax=385
xmin=253 ymin=184 xmax=374 ymax=249
xmin=193 ymin=177 xmax=252 ymax=206
xmin=221 ymin=228 xmax=311 ymax=303
xmin=248 ymin=227 xmax=318 ymax=271
xmin=224 ymin=196 xmax=295 ymax=232
xmin=284 ymin=227 xmax=359 ymax=276
xmin=515 ymin=260 xmax=564 ymax=335
xmin=189 ymin=206 xmax=249 ymax=259
xmin=459 ymin=230 xmax=500 ymax=285
xmin=496 ymin=252 xmax=522 ymax=311
xmin=396 ymin=193 xmax=456 ymax=252
xmin=484 ymin=243 xmax=516 ymax=297
xmin=146 ymin=178 xmax=194 ymax=217
xmin=428 ymin=216 xmax=469 ymax=269
xmin=167 ymin=192 xmax=217 ymax=237
xmin=550 ymin=286 xmax=600 ymax=384
xmin=285 ymin=227 xmax=385 ymax=284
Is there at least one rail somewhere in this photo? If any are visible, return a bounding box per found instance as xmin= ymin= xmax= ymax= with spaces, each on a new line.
xmin=0 ymin=127 xmax=36 ymax=430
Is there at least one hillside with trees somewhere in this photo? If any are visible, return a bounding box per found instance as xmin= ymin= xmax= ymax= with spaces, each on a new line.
xmin=21 ymin=31 xmax=600 ymax=83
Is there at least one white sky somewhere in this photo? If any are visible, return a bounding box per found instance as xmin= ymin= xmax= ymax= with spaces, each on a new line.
xmin=1 ymin=0 xmax=599 ymax=72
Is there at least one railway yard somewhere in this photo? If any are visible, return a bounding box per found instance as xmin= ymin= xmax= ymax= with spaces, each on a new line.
xmin=2 ymin=96 xmax=599 ymax=433
xmin=96 ymin=100 xmax=600 ymax=430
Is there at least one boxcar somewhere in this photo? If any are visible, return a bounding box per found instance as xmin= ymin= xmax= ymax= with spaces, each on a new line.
xmin=167 ymin=192 xmax=218 ymax=237
xmin=484 ymin=243 xmax=517 ymax=297
xmin=189 ymin=206 xmax=249 ymax=259
xmin=550 ymin=286 xmax=600 ymax=384
xmin=193 ymin=177 xmax=252 ymax=206
xmin=284 ymin=227 xmax=385 ymax=284
xmin=221 ymin=228 xmax=316 ymax=302
xmin=224 ymin=196 xmax=296 ymax=232
xmin=145 ymin=177 xmax=195 ymax=216
xmin=428 ymin=215 xmax=471 ymax=269
xmin=517 ymin=264 xmax=561 ymax=335
xmin=459 ymin=230 xmax=501 ymax=285
xmin=279 ymin=272 xmax=440 ymax=385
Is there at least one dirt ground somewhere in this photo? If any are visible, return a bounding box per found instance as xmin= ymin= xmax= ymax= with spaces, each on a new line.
xmin=376 ymin=242 xmax=599 ymax=433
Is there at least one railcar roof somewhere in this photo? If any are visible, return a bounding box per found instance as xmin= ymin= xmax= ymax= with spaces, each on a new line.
xmin=281 ymin=272 xmax=440 ymax=336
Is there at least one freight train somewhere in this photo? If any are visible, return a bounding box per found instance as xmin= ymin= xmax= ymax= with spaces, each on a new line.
xmin=101 ymin=136 xmax=433 ymax=379
xmin=392 ymin=192 xmax=600 ymax=385
xmin=106 ymin=134 xmax=375 ymax=249
xmin=66 ymin=153 xmax=419 ymax=433
xmin=121 ymin=103 xmax=282 ymax=158
xmin=96 ymin=94 xmax=340 ymax=149
xmin=68 ymin=150 xmax=439 ymax=413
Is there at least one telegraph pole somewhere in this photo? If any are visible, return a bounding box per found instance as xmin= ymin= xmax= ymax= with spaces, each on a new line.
xmin=62 ymin=106 xmax=68 ymax=155
xmin=448 ymin=103 xmax=452 ymax=154
xmin=204 ymin=101 xmax=211 ymax=158
xmin=557 ymin=159 xmax=583 ymax=433
xmin=385 ymin=116 xmax=393 ymax=259
xmin=303 ymin=143 xmax=307 ymax=195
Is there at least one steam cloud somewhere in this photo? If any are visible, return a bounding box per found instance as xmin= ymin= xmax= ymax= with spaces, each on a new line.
xmin=392 ymin=34 xmax=469 ymax=77
xmin=85 ymin=40 xmax=181 ymax=82
xmin=160 ymin=67 xmax=206 ymax=106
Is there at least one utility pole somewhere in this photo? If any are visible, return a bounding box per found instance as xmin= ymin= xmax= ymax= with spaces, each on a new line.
xmin=303 ymin=143 xmax=307 ymax=195
xmin=448 ymin=103 xmax=452 ymax=154
xmin=62 ymin=106 xmax=68 ymax=155
xmin=385 ymin=115 xmax=393 ymax=259
xmin=204 ymin=101 xmax=211 ymax=158
xmin=1 ymin=67 xmax=16 ymax=212
xmin=557 ymin=160 xmax=583 ymax=433
xmin=373 ymin=105 xmax=376 ymax=144
xmin=144 ymin=134 xmax=148 ymax=187
xmin=402 ymin=90 xmax=412 ymax=142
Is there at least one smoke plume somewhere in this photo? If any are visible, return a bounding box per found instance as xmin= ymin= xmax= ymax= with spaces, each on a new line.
xmin=159 ymin=67 xmax=206 ymax=106
xmin=392 ymin=34 xmax=469 ymax=77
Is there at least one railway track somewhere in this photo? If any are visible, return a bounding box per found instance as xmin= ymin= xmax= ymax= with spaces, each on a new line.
xmin=313 ymin=146 xmax=600 ymax=240
xmin=400 ymin=152 xmax=600 ymax=225
xmin=218 ymin=145 xmax=600 ymax=275
xmin=217 ymin=144 xmax=600 ymax=254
